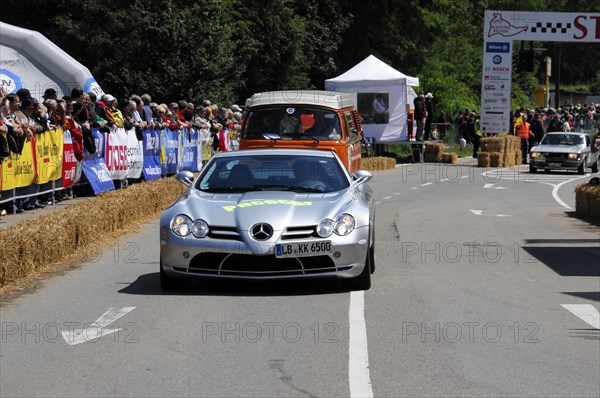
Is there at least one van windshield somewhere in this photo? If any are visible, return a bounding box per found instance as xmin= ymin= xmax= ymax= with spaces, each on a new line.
xmin=242 ymin=107 xmax=342 ymax=141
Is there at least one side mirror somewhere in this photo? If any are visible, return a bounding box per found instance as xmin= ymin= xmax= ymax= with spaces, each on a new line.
xmin=352 ymin=170 xmax=373 ymax=186
xmin=175 ymin=170 xmax=194 ymax=187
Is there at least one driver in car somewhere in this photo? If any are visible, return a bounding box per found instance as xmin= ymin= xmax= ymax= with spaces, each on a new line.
xmin=305 ymin=113 xmax=341 ymax=140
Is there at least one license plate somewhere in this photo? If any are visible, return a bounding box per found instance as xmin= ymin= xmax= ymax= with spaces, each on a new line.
xmin=548 ymin=162 xmax=561 ymax=167
xmin=275 ymin=241 xmax=332 ymax=258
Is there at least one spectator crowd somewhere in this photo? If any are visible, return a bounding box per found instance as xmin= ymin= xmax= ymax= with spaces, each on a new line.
xmin=0 ymin=86 xmax=246 ymax=219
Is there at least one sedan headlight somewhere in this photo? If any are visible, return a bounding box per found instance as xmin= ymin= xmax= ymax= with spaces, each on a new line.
xmin=530 ymin=152 xmax=540 ymax=158
xmin=568 ymin=153 xmax=579 ymax=159
xmin=171 ymin=215 xmax=193 ymax=236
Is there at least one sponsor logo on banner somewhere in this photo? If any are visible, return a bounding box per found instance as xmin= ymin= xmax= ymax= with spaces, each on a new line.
xmin=486 ymin=42 xmax=510 ymax=52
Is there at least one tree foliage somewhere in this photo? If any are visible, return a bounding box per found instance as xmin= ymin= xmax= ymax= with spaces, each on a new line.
xmin=1 ymin=0 xmax=598 ymax=115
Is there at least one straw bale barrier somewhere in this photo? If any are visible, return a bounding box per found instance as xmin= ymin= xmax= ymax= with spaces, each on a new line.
xmin=361 ymin=156 xmax=396 ymax=171
xmin=0 ymin=177 xmax=187 ymax=289
xmin=478 ymin=135 xmax=522 ymax=168
xmin=440 ymin=152 xmax=457 ymax=164
xmin=575 ymin=183 xmax=600 ymax=221
xmin=424 ymin=142 xmax=444 ymax=162
xmin=477 ymin=153 xmax=491 ymax=168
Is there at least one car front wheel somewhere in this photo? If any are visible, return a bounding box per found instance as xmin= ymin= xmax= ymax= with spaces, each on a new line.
xmin=578 ymin=162 xmax=585 ymax=175
xmin=529 ymin=164 xmax=537 ymax=173
xmin=592 ymin=159 xmax=599 ymax=173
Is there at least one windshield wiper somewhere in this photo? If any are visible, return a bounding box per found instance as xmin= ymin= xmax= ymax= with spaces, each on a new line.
xmin=283 ymin=185 xmax=324 ymax=193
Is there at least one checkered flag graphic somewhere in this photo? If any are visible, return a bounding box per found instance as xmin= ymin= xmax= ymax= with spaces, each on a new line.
xmin=530 ymin=22 xmax=571 ymax=34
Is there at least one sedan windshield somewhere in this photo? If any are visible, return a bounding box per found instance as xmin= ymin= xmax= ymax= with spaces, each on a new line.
xmin=540 ymin=134 xmax=584 ymax=146
xmin=196 ymin=155 xmax=350 ymax=193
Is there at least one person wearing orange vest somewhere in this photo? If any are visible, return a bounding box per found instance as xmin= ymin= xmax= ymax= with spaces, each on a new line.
xmin=514 ymin=110 xmax=534 ymax=164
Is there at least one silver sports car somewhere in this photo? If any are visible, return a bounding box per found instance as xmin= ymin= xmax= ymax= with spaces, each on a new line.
xmin=159 ymin=148 xmax=375 ymax=291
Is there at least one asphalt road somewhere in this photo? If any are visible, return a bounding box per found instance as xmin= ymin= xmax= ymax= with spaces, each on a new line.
xmin=1 ymin=161 xmax=599 ymax=397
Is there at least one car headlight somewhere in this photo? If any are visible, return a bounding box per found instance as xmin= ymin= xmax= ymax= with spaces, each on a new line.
xmin=530 ymin=152 xmax=540 ymax=158
xmin=316 ymin=218 xmax=334 ymax=238
xmin=568 ymin=153 xmax=579 ymax=159
xmin=192 ymin=219 xmax=209 ymax=238
xmin=171 ymin=215 xmax=193 ymax=236
xmin=334 ymin=213 xmax=355 ymax=236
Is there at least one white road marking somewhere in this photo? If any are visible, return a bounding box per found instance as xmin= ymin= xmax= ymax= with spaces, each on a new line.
xmin=421 ymin=182 xmax=432 ymax=187
xmin=349 ymin=291 xmax=373 ymax=398
xmin=481 ymin=168 xmax=590 ymax=208
xmin=484 ymin=183 xmax=507 ymax=190
xmin=383 ymin=196 xmax=392 ymax=200
xmin=62 ymin=307 xmax=136 ymax=346
xmin=394 ymin=192 xmax=400 ymax=196
xmin=561 ymin=304 xmax=600 ymax=329
xmin=470 ymin=209 xmax=512 ymax=217
xmin=375 ymin=201 xmax=383 ymax=206
xmin=411 ymin=187 xmax=418 ymax=190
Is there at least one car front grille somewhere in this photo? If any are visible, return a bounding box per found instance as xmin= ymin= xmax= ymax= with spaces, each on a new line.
xmin=206 ymin=225 xmax=318 ymax=241
xmin=186 ymin=252 xmax=342 ymax=276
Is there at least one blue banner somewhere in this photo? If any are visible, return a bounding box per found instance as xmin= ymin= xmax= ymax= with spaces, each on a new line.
xmin=142 ymin=129 xmax=161 ymax=181
xmin=82 ymin=129 xmax=115 ymax=194
xmin=160 ymin=129 xmax=178 ymax=175
xmin=180 ymin=128 xmax=200 ymax=172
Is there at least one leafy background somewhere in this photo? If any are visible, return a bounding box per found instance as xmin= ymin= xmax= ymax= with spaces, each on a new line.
xmin=2 ymin=0 xmax=599 ymax=117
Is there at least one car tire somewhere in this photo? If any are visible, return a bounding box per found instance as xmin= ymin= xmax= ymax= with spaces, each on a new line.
xmin=592 ymin=159 xmax=599 ymax=173
xmin=160 ymin=261 xmax=190 ymax=291
xmin=343 ymin=246 xmax=372 ymax=291
xmin=529 ymin=164 xmax=537 ymax=173
xmin=577 ymin=162 xmax=585 ymax=175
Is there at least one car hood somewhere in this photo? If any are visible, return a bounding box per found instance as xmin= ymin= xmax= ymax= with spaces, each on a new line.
xmin=530 ymin=144 xmax=582 ymax=154
xmin=164 ymin=189 xmax=360 ymax=231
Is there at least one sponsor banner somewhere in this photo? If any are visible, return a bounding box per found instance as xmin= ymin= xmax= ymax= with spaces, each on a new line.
xmin=82 ymin=157 xmax=115 ymax=195
xmin=125 ymin=129 xmax=143 ymax=179
xmin=62 ymin=129 xmax=77 ymax=188
xmin=485 ymin=11 xmax=600 ymax=42
xmin=105 ymin=127 xmax=129 ymax=180
xmin=160 ymin=129 xmax=179 ymax=175
xmin=142 ymin=129 xmax=161 ymax=181
xmin=179 ymin=128 xmax=200 ymax=172
xmin=0 ymin=138 xmax=36 ymax=191
xmin=480 ymin=40 xmax=513 ymax=134
xmin=35 ymin=128 xmax=63 ymax=184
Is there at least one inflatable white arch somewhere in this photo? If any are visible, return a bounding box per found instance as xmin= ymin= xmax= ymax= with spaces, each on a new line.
xmin=0 ymin=21 xmax=103 ymax=100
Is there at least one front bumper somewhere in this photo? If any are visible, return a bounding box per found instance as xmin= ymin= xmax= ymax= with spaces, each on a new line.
xmin=160 ymin=226 xmax=369 ymax=280
xmin=530 ymin=155 xmax=582 ymax=170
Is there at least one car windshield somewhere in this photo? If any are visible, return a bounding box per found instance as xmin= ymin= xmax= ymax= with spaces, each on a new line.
xmin=196 ymin=154 xmax=350 ymax=193
xmin=242 ymin=107 xmax=342 ymax=141
xmin=541 ymin=134 xmax=584 ymax=146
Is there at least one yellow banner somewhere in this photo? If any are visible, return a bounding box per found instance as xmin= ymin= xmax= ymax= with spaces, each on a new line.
xmin=35 ymin=128 xmax=64 ymax=184
xmin=0 ymin=139 xmax=36 ymax=191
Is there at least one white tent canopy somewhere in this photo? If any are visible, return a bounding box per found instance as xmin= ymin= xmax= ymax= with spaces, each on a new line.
xmin=325 ymin=54 xmax=419 ymax=142
xmin=0 ymin=21 xmax=103 ymax=100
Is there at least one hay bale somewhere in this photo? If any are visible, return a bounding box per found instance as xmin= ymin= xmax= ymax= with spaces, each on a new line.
xmin=424 ymin=142 xmax=444 ymax=162
xmin=0 ymin=176 xmax=187 ymax=288
xmin=361 ymin=156 xmax=396 ymax=171
xmin=515 ymin=150 xmax=523 ymax=166
xmin=480 ymin=137 xmax=505 ymax=153
xmin=575 ymin=183 xmax=600 ymax=221
xmin=440 ymin=152 xmax=457 ymax=164
xmin=489 ymin=152 xmax=503 ymax=168
xmin=477 ymin=152 xmax=491 ymax=168
xmin=503 ymin=151 xmax=515 ymax=168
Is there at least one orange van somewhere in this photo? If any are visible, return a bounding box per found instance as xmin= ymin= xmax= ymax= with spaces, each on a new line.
xmin=239 ymin=90 xmax=363 ymax=173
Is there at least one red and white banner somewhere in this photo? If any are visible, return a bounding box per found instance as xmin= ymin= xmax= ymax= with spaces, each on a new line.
xmin=105 ymin=128 xmax=129 ymax=180
xmin=62 ymin=130 xmax=77 ymax=187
